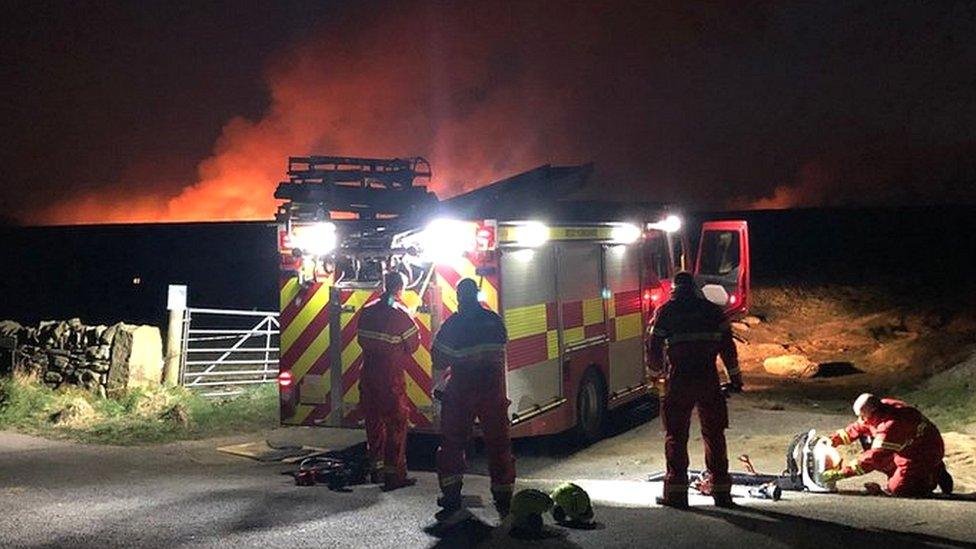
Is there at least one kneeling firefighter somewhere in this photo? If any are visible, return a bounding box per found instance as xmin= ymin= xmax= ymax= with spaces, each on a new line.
xmin=432 ymin=278 xmax=515 ymax=521
xmin=822 ymin=393 xmax=953 ymax=497
xmin=355 ymin=271 xmax=420 ymax=491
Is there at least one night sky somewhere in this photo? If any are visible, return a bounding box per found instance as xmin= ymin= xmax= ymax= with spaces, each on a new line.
xmin=2 ymin=0 xmax=974 ymax=225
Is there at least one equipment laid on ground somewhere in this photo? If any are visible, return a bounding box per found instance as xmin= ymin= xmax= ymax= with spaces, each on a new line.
xmin=288 ymin=443 xmax=371 ymax=490
xmin=275 ymin=156 xmax=751 ymax=439
xmin=647 ymin=429 xmax=840 ymax=496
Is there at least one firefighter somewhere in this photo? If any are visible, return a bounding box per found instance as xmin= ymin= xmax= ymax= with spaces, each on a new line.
xmin=648 ymin=271 xmax=742 ymax=509
xmin=355 ymin=271 xmax=420 ymax=491
xmin=822 ymin=393 xmax=954 ymax=497
xmin=432 ymin=278 xmax=515 ymax=522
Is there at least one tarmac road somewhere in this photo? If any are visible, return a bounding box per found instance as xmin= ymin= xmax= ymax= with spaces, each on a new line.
xmin=1 ymin=398 xmax=974 ymax=548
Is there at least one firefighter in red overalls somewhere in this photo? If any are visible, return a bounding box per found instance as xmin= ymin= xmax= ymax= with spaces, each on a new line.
xmin=822 ymin=393 xmax=954 ymax=497
xmin=648 ymin=272 xmax=742 ymax=509
xmin=432 ymin=278 xmax=515 ymax=522
xmin=356 ymin=271 xmax=420 ymax=491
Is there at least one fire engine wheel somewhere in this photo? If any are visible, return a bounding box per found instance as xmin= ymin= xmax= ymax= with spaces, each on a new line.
xmin=573 ymin=369 xmax=607 ymax=445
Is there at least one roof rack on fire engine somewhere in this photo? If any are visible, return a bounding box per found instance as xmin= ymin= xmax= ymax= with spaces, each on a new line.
xmin=274 ymin=156 xmax=437 ymax=220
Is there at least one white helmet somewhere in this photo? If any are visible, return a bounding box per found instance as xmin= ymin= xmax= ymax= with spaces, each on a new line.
xmin=853 ymin=393 xmax=875 ymax=417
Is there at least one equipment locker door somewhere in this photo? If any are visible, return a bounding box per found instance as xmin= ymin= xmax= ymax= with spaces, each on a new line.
xmin=695 ymin=220 xmax=750 ymax=317
xmin=603 ymin=244 xmax=644 ymax=395
xmin=501 ymin=245 xmax=562 ymax=418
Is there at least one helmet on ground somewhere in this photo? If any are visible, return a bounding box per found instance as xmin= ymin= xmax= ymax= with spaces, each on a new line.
xmin=550 ymin=482 xmax=594 ymax=524
xmin=510 ymin=489 xmax=554 ymax=533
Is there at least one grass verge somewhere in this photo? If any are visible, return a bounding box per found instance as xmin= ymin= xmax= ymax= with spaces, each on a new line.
xmin=0 ymin=374 xmax=278 ymax=445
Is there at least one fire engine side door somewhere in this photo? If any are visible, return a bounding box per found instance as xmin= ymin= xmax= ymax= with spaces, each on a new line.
xmin=694 ymin=220 xmax=750 ymax=317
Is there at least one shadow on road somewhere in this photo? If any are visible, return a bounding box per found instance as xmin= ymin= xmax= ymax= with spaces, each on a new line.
xmin=691 ymin=505 xmax=975 ymax=548
xmin=406 ymin=396 xmax=659 ymax=473
xmin=423 ymin=516 xmax=584 ymax=548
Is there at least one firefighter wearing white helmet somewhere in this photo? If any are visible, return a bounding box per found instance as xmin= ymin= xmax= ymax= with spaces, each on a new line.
xmin=823 ymin=393 xmax=953 ymax=497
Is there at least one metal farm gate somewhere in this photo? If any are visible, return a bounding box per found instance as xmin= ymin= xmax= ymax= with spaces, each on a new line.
xmin=179 ymin=308 xmax=280 ymax=397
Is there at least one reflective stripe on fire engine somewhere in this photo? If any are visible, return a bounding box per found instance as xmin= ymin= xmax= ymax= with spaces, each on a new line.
xmin=279 ymin=279 xmax=334 ymax=426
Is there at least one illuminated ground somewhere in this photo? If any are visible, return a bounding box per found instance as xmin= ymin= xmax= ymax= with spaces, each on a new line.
xmin=2 ymin=397 xmax=974 ymax=548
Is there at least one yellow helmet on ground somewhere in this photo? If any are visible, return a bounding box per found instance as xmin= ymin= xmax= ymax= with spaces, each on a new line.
xmin=509 ymin=489 xmax=553 ymax=533
xmin=550 ymin=482 xmax=594 ymax=524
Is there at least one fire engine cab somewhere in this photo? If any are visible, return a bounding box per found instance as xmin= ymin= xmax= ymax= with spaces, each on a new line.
xmin=275 ymin=157 xmax=749 ymax=442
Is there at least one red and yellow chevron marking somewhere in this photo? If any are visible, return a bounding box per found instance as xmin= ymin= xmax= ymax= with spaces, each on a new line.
xmin=561 ymin=298 xmax=607 ymax=345
xmin=435 ymin=256 xmax=499 ymax=315
xmin=339 ymin=289 xmax=435 ymax=429
xmin=279 ymin=277 xmax=334 ymax=426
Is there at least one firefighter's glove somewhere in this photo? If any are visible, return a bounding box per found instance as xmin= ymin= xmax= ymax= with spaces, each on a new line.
xmin=827 ymin=433 xmax=844 ymax=447
xmin=727 ymin=380 xmax=744 ymax=394
xmin=820 ymin=468 xmax=848 ymax=483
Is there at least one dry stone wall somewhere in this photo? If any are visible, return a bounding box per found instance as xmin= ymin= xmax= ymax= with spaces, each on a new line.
xmin=0 ymin=319 xmax=163 ymax=397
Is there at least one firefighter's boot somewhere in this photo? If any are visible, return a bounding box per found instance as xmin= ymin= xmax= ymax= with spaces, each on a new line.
xmin=655 ymin=493 xmax=689 ymax=510
xmin=382 ymin=474 xmax=417 ymax=492
xmin=435 ymin=483 xmax=469 ymax=524
xmin=713 ymin=493 xmax=736 ymax=508
xmin=492 ymin=487 xmax=513 ymax=519
xmin=938 ymin=466 xmax=954 ymax=495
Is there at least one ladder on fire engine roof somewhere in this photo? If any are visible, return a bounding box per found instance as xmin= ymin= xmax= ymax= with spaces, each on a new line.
xmin=274 ymin=156 xmax=438 ymax=220
xmin=440 ymin=163 xmax=671 ymax=222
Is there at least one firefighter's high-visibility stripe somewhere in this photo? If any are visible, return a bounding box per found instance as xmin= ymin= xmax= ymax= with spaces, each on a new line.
xmin=851 ymin=463 xmax=866 ymax=476
xmin=872 ymin=437 xmax=906 ymax=452
xmin=281 ymin=283 xmax=331 ymax=356
xmin=439 ymin=475 xmax=463 ymax=488
xmin=433 ymin=341 xmax=507 ymax=358
xmin=358 ymin=326 xmax=418 ymax=345
xmin=665 ymin=332 xmax=724 ymax=345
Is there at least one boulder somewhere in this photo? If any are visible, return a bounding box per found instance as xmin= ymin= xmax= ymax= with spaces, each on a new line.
xmin=741 ymin=315 xmax=763 ymax=327
xmin=106 ymin=324 xmax=163 ymax=393
xmin=763 ymin=354 xmax=819 ymax=378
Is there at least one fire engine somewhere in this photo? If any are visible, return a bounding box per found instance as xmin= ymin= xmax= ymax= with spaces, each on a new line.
xmin=275 ymin=156 xmax=750 ymax=441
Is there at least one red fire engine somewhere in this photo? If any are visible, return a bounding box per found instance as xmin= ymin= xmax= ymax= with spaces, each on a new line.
xmin=275 ymin=157 xmax=749 ymax=441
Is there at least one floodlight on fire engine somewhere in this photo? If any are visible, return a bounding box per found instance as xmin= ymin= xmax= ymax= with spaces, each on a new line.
xmin=291 ymin=222 xmax=337 ymax=256
xmin=610 ymin=224 xmax=642 ymax=244
xmin=648 ymin=215 xmax=682 ymax=233
xmin=420 ymin=218 xmax=477 ymax=261
xmin=511 ymin=221 xmax=549 ymax=248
